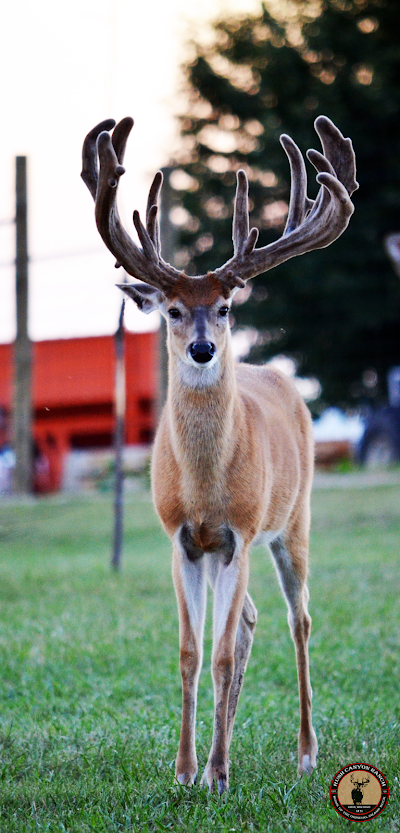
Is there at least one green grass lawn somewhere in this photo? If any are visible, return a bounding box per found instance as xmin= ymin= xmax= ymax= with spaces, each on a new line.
xmin=0 ymin=480 xmax=399 ymax=832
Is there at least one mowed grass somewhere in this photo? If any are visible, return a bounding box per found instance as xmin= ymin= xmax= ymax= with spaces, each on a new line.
xmin=0 ymin=480 xmax=399 ymax=832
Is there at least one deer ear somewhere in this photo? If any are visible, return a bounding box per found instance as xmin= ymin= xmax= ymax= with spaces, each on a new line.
xmin=117 ymin=282 xmax=164 ymax=314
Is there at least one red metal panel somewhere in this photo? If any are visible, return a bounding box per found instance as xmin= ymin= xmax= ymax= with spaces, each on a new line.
xmin=0 ymin=333 xmax=157 ymax=411
xmin=0 ymin=331 xmax=158 ymax=491
xmin=0 ymin=344 xmax=12 ymax=407
xmin=33 ymin=336 xmax=115 ymax=407
xmin=125 ymin=332 xmax=158 ymax=445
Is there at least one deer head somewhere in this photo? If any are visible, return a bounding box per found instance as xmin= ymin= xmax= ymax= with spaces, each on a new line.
xmin=81 ymin=116 xmax=358 ymax=384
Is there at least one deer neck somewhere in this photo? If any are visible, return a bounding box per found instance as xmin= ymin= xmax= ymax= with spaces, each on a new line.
xmin=167 ymin=342 xmax=239 ymax=499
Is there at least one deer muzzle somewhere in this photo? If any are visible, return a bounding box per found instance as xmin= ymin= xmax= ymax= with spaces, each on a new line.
xmin=189 ymin=341 xmax=216 ymax=365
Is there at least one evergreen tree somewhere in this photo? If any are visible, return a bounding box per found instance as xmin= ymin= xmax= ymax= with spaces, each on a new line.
xmin=172 ymin=0 xmax=400 ymax=409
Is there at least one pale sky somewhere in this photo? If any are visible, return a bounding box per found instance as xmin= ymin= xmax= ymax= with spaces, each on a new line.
xmin=0 ymin=0 xmax=261 ymax=344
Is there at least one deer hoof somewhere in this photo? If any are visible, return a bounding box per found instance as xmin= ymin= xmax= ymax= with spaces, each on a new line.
xmin=175 ymin=760 xmax=198 ymax=786
xmin=299 ymin=754 xmax=314 ymax=775
xmin=175 ymin=771 xmax=197 ymax=787
xmin=298 ymin=729 xmax=318 ymax=775
xmin=201 ymin=763 xmax=229 ymax=794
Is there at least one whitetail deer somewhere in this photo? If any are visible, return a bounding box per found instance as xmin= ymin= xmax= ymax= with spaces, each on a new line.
xmin=81 ymin=116 xmax=357 ymax=794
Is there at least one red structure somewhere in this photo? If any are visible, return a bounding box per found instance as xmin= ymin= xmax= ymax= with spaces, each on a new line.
xmin=0 ymin=331 xmax=158 ymax=491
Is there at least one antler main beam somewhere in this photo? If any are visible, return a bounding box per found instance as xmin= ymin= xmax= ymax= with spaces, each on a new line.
xmin=81 ymin=118 xmax=182 ymax=291
xmin=215 ymin=116 xmax=358 ymax=284
xmin=81 ymin=116 xmax=358 ymax=292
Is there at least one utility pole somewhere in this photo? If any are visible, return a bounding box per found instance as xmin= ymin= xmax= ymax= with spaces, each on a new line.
xmin=13 ymin=156 xmax=33 ymax=494
xmin=111 ymin=300 xmax=125 ymax=571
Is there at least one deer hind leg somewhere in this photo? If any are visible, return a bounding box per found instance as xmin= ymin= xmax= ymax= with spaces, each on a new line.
xmin=269 ymin=534 xmax=318 ymax=775
xmin=172 ymin=529 xmax=207 ymax=786
xmin=201 ymin=537 xmax=250 ymax=795
xmin=227 ymin=592 xmax=257 ymax=748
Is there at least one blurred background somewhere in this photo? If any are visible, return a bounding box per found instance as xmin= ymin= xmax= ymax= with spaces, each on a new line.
xmin=1 ymin=0 xmax=400 ymax=495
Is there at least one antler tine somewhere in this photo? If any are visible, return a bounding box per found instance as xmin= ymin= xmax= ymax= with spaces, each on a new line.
xmin=233 ymin=170 xmax=250 ymax=254
xmin=146 ymin=171 xmax=163 ymax=255
xmin=233 ymin=170 xmax=259 ymax=259
xmin=81 ymin=118 xmax=116 ymax=199
xmin=111 ymin=116 xmax=134 ymax=166
xmin=314 ymin=115 xmax=359 ymax=197
xmin=215 ymin=116 xmax=357 ymax=286
xmin=82 ymin=118 xmax=182 ymax=292
xmin=280 ymin=134 xmax=313 ymax=235
xmin=132 ymin=209 xmax=160 ymax=261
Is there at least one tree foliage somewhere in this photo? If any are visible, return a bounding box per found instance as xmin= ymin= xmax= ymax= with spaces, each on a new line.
xmin=171 ymin=0 xmax=400 ymax=409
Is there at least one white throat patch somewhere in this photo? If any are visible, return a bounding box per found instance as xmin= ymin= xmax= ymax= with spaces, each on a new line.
xmin=177 ymin=357 xmax=220 ymax=389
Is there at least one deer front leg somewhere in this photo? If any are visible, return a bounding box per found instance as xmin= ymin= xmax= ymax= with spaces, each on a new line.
xmin=172 ymin=534 xmax=207 ymax=786
xmin=201 ymin=542 xmax=249 ymax=794
xmin=206 ymin=557 xmax=257 ymax=754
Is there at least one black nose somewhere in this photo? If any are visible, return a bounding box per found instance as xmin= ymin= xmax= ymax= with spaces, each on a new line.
xmin=189 ymin=341 xmax=216 ymax=364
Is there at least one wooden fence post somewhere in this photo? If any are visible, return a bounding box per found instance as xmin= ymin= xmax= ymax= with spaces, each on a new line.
xmin=13 ymin=156 xmax=33 ymax=494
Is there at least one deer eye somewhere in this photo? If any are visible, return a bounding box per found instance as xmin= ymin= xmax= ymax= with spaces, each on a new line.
xmin=218 ymin=306 xmax=229 ymax=317
xmin=168 ymin=308 xmax=181 ymax=320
